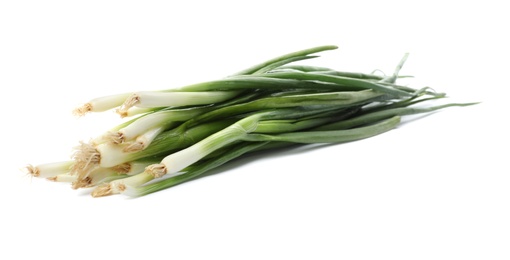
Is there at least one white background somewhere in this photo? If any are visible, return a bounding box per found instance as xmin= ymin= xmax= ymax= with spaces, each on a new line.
xmin=1 ymin=1 xmax=508 ymax=259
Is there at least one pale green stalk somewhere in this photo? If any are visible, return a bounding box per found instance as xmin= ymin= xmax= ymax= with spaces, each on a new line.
xmin=73 ymin=92 xmax=133 ymax=116
xmin=257 ymin=72 xmax=410 ymax=97
xmin=242 ymin=116 xmax=401 ymax=143
xmin=252 ymin=55 xmax=319 ymax=75
xmin=379 ymin=53 xmax=409 ymax=84
xmin=232 ymin=45 xmax=338 ymax=76
xmin=314 ymin=103 xmax=478 ymax=131
xmin=123 ymin=126 xmax=170 ymax=152
xmin=277 ymin=65 xmax=385 ymax=81
xmin=253 ymin=110 xmax=355 ymax=133
xmin=276 ymin=65 xmax=335 ymax=73
xmin=117 ymin=90 xmax=241 ymax=115
xmin=120 ymin=107 xmax=160 ymax=118
xmin=26 ymin=161 xmax=74 ymax=178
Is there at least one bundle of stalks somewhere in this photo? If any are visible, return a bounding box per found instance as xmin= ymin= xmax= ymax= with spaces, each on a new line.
xmin=25 ymin=45 xmax=476 ymax=198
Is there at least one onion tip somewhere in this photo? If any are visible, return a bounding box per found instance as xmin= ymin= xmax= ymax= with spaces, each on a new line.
xmin=73 ymin=103 xmax=93 ymax=117
xmin=146 ymin=164 xmax=167 ymax=178
xmin=91 ymin=184 xmax=113 ymax=197
xmin=24 ymin=164 xmax=40 ymax=177
xmin=116 ymin=94 xmax=140 ymax=117
xmin=72 ymin=176 xmax=92 ymax=189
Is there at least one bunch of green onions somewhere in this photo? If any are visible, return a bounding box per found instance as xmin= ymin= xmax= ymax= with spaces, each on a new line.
xmin=25 ymin=45 xmax=475 ymax=197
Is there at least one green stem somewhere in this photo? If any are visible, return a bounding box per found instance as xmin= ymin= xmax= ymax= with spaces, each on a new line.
xmin=254 ymin=109 xmax=355 ymax=134
xmin=252 ymin=55 xmax=319 ymax=75
xmin=379 ymin=53 xmax=409 ymax=84
xmin=178 ymin=76 xmax=350 ymax=92
xmin=242 ymin=116 xmax=401 ymax=143
xmin=257 ymin=72 xmax=411 ymax=97
xmin=314 ymin=103 xmax=478 ymax=131
xmin=312 ymin=70 xmax=385 ymax=81
xmin=232 ymin=45 xmax=338 ymax=76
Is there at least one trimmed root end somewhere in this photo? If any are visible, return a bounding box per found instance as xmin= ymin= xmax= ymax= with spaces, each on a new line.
xmin=146 ymin=164 xmax=167 ymax=178
xmin=116 ymin=94 xmax=140 ymax=117
xmin=114 ymin=183 xmax=127 ymax=193
xmin=73 ymin=103 xmax=93 ymax=117
xmin=71 ymin=141 xmax=100 ymax=180
xmin=24 ymin=165 xmax=40 ymax=177
xmin=106 ymin=131 xmax=125 ymax=145
xmin=115 ymin=109 xmax=128 ymax=118
xmin=110 ymin=163 xmax=131 ymax=174
xmin=72 ymin=176 xmax=93 ymax=189
xmin=91 ymin=184 xmax=113 ymax=197
xmin=47 ymin=176 xmax=57 ymax=182
xmin=123 ymin=141 xmax=146 ymax=153
xmin=91 ymin=183 xmax=126 ymax=197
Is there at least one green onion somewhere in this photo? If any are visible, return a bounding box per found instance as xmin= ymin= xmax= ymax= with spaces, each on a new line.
xmin=242 ymin=116 xmax=401 ymax=143
xmin=107 ymin=107 xmax=209 ymax=145
xmin=25 ymin=44 xmax=477 ymax=198
xmin=255 ymin=72 xmax=411 ymax=97
xmin=117 ymin=90 xmax=242 ymax=115
xmin=73 ymin=92 xmax=133 ymax=116
xmin=232 ymin=45 xmax=338 ymax=76
xmin=25 ymin=161 xmax=74 ymax=178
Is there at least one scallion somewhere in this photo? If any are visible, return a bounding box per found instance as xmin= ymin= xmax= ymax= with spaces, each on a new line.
xmin=25 ymin=44 xmax=477 ymax=198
